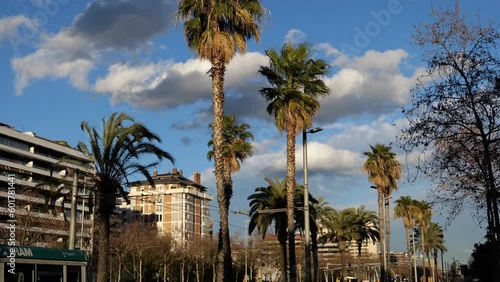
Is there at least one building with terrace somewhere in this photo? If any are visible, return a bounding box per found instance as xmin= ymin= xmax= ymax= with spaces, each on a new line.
xmin=124 ymin=168 xmax=213 ymax=242
xmin=0 ymin=123 xmax=94 ymax=250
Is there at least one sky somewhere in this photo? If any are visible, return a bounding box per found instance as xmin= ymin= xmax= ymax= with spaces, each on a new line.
xmin=1 ymin=0 xmax=499 ymax=266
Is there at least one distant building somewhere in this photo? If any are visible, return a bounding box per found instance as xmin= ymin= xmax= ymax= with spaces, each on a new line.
xmin=125 ymin=168 xmax=213 ymax=242
xmin=0 ymin=123 xmax=93 ymax=249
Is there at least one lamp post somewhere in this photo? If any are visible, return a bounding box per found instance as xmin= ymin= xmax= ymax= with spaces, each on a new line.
xmin=244 ymin=219 xmax=250 ymax=282
xmin=413 ymin=229 xmax=417 ymax=282
xmin=303 ymin=127 xmax=322 ymax=282
xmin=234 ymin=210 xmax=251 ymax=281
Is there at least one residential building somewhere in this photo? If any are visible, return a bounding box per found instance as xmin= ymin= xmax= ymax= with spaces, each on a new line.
xmin=125 ymin=168 xmax=213 ymax=242
xmin=0 ymin=123 xmax=93 ymax=249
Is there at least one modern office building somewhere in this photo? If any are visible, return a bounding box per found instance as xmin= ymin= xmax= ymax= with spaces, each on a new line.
xmin=125 ymin=168 xmax=213 ymax=242
xmin=0 ymin=123 xmax=93 ymax=249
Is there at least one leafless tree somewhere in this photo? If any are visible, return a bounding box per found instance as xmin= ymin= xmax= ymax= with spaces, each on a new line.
xmin=398 ymin=1 xmax=500 ymax=279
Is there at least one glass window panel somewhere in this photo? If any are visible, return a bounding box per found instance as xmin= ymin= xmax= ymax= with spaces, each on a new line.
xmin=4 ymin=263 xmax=34 ymax=282
xmin=37 ymin=264 xmax=63 ymax=282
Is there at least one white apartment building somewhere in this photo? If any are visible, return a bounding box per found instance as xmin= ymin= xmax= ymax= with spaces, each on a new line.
xmin=0 ymin=123 xmax=93 ymax=249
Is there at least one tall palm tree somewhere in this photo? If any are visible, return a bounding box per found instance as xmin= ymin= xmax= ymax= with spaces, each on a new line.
xmin=362 ymin=143 xmax=402 ymax=281
xmin=177 ymin=2 xmax=263 ymax=281
xmin=208 ymin=115 xmax=254 ymax=207
xmin=259 ymin=42 xmax=330 ymax=282
xmin=394 ymin=196 xmax=419 ymax=280
xmin=414 ymin=200 xmax=432 ymax=282
xmin=78 ymin=112 xmax=175 ymax=282
xmin=247 ymin=177 xmax=289 ymax=282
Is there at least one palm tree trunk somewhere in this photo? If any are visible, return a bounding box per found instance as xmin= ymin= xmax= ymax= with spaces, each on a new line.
xmin=312 ymin=232 xmax=319 ymax=282
xmin=385 ymin=196 xmax=391 ymax=278
xmin=278 ymin=229 xmax=288 ymax=282
xmin=210 ymin=57 xmax=233 ymax=282
xmin=421 ymin=234 xmax=426 ymax=282
xmin=377 ymin=190 xmax=386 ymax=282
xmin=405 ymin=227 xmax=412 ymax=282
xmin=96 ymin=215 xmax=111 ymax=282
xmin=118 ymin=255 xmax=122 ymax=282
xmin=339 ymin=242 xmax=347 ymax=279
xmin=286 ymin=125 xmax=297 ymax=282
xmin=433 ymin=251 xmax=438 ymax=282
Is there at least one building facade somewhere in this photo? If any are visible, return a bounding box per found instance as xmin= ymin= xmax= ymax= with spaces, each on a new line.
xmin=0 ymin=123 xmax=93 ymax=249
xmin=125 ymin=168 xmax=213 ymax=242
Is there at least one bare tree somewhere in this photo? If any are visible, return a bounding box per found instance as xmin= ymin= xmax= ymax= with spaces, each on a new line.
xmin=398 ymin=1 xmax=500 ymax=280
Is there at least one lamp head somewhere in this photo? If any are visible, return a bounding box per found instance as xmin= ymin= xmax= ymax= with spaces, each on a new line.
xmin=308 ymin=127 xmax=323 ymax=134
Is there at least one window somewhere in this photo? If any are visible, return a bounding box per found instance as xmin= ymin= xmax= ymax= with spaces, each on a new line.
xmin=156 ymin=196 xmax=162 ymax=203
xmin=172 ymin=212 xmax=182 ymax=221
xmin=202 ymin=207 xmax=210 ymax=216
xmin=37 ymin=264 xmax=63 ymax=282
xmin=67 ymin=265 xmax=82 ymax=282
xmin=156 ymin=205 xmax=163 ymax=213
xmin=156 ymin=214 xmax=163 ymax=222
xmin=5 ymin=263 xmax=34 ymax=282
xmin=173 ymin=203 xmax=182 ymax=213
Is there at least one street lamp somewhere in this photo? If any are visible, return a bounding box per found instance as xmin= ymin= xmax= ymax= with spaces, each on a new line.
xmin=234 ymin=210 xmax=251 ymax=282
xmin=303 ymin=126 xmax=322 ymax=282
xmin=244 ymin=219 xmax=250 ymax=282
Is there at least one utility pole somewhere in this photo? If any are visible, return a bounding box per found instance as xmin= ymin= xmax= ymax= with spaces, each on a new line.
xmin=69 ymin=169 xmax=78 ymax=250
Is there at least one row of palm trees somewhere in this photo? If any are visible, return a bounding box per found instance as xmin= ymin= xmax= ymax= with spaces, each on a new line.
xmin=75 ymin=112 xmax=447 ymax=282
xmin=394 ymin=196 xmax=446 ymax=282
xmin=71 ymin=1 xmax=449 ymax=282
xmin=176 ymin=0 xmax=332 ymax=280
xmin=247 ymin=177 xmax=380 ymax=282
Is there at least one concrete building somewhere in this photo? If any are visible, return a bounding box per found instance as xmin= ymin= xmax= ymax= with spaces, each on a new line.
xmin=0 ymin=123 xmax=93 ymax=249
xmin=125 ymin=168 xmax=213 ymax=242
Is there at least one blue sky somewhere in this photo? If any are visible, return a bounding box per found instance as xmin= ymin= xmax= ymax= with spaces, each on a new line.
xmin=1 ymin=0 xmax=499 ymax=265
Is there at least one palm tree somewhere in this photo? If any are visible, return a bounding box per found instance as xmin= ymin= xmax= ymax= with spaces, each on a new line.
xmin=259 ymin=42 xmax=330 ymax=282
xmin=295 ymin=190 xmax=319 ymax=282
xmin=394 ymin=196 xmax=419 ymax=280
xmin=312 ymin=196 xmax=335 ymax=282
xmin=362 ymin=143 xmax=402 ymax=281
xmin=416 ymin=222 xmax=446 ymax=282
xmin=321 ymin=208 xmax=360 ymax=279
xmin=353 ymin=205 xmax=380 ymax=258
xmin=208 ymin=114 xmax=254 ymax=208
xmin=177 ymin=2 xmax=263 ymax=281
xmin=78 ymin=112 xmax=175 ymax=282
xmin=413 ymin=200 xmax=432 ymax=282
xmin=247 ymin=177 xmax=289 ymax=282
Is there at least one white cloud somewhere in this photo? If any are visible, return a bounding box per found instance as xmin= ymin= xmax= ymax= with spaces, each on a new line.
xmin=93 ymin=52 xmax=269 ymax=110
xmin=11 ymin=47 xmax=94 ymax=95
xmin=94 ymin=61 xmax=170 ymax=96
xmin=10 ymin=0 xmax=176 ymax=95
xmin=0 ymin=15 xmax=36 ymax=43
xmin=314 ymin=49 xmax=425 ymax=122
xmin=284 ymin=29 xmax=307 ymax=44
xmin=296 ymin=141 xmax=364 ymax=175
